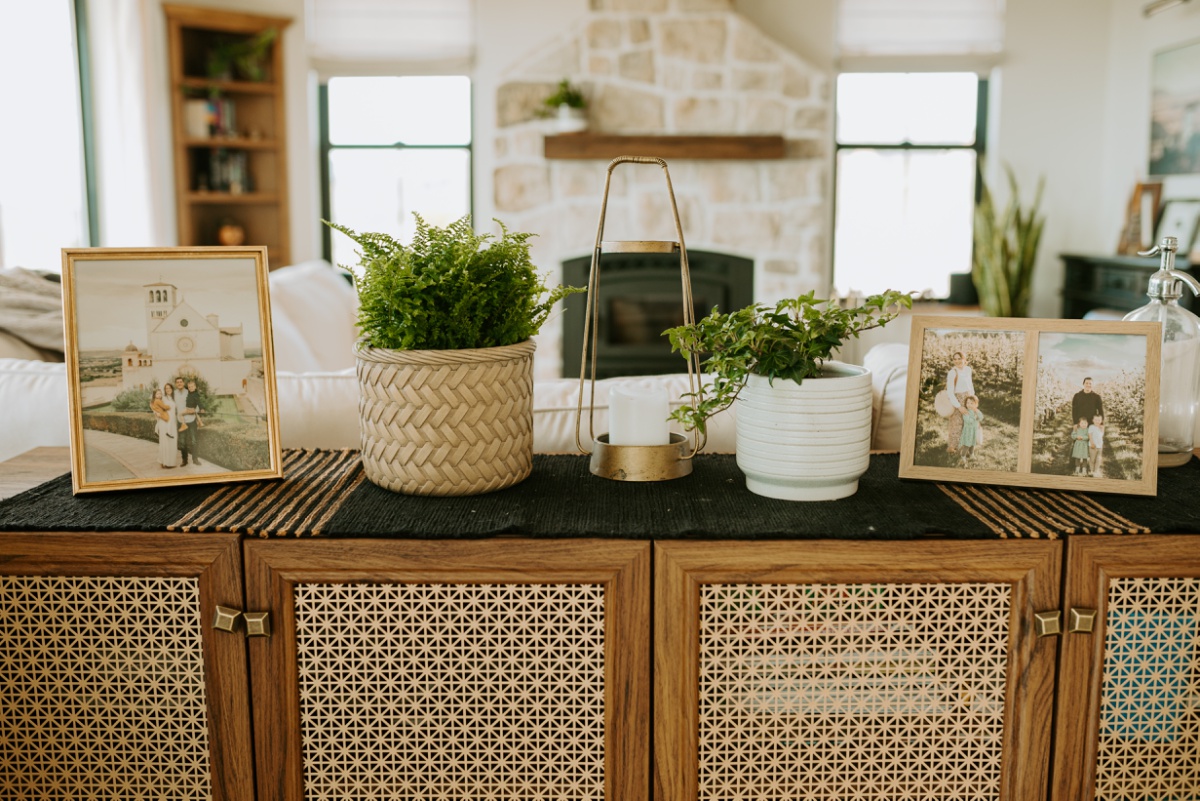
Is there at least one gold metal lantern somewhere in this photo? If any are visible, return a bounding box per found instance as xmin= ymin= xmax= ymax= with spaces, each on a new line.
xmin=574 ymin=156 xmax=706 ymax=480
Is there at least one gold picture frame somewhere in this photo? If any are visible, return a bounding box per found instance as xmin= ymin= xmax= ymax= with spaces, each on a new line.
xmin=62 ymin=247 xmax=283 ymax=494
xmin=899 ymin=316 xmax=1162 ymax=496
xmin=1116 ymin=181 xmax=1163 ymax=256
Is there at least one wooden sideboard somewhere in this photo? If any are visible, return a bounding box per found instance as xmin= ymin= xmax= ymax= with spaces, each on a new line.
xmin=1060 ymin=252 xmax=1198 ymax=318
xmin=2 ymin=450 xmax=1199 ymax=800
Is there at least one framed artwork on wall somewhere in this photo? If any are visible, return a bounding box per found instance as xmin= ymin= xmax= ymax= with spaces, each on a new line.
xmin=1155 ymin=198 xmax=1200 ymax=253
xmin=62 ymin=247 xmax=283 ymax=494
xmin=1150 ymin=37 xmax=1200 ymax=176
xmin=899 ymin=316 xmax=1162 ymax=496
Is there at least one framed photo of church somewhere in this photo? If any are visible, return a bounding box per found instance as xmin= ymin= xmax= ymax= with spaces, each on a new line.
xmin=62 ymin=247 xmax=283 ymax=493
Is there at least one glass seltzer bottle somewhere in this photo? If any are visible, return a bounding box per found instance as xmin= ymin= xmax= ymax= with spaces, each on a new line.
xmin=1123 ymin=236 xmax=1200 ymax=467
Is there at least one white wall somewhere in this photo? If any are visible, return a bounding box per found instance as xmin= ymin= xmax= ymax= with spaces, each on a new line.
xmin=735 ymin=0 xmax=838 ymax=70
xmin=991 ymin=0 xmax=1113 ymax=317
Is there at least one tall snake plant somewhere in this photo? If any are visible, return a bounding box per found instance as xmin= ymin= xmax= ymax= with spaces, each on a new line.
xmin=972 ymin=165 xmax=1045 ymax=318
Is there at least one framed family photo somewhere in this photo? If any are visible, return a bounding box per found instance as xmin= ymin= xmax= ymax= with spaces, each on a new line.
xmin=899 ymin=316 xmax=1162 ymax=496
xmin=62 ymin=247 xmax=283 ymax=494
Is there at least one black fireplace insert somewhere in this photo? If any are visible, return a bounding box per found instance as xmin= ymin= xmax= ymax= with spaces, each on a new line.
xmin=561 ymin=249 xmax=753 ymax=378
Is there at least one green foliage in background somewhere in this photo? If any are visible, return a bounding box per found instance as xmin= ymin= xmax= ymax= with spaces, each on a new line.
xmin=328 ymin=215 xmax=583 ymax=351
xmin=543 ymin=78 xmax=586 ymax=109
xmin=973 ymin=165 xmax=1045 ymax=318
xmin=207 ymin=29 xmax=277 ymax=82
xmin=664 ymin=290 xmax=913 ymax=434
xmin=111 ymin=380 xmax=158 ymax=412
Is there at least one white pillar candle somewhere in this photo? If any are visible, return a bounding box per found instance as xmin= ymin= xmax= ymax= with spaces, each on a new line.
xmin=608 ymin=385 xmax=671 ymax=446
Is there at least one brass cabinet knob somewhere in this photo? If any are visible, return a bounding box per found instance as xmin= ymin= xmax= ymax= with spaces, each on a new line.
xmin=1034 ymin=610 xmax=1062 ymax=638
xmin=243 ymin=611 xmax=271 ymax=638
xmin=1068 ymin=607 xmax=1098 ymax=633
xmin=213 ymin=605 xmax=243 ymax=633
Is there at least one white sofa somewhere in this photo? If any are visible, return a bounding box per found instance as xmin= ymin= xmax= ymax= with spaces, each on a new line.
xmin=0 ymin=261 xmax=911 ymax=464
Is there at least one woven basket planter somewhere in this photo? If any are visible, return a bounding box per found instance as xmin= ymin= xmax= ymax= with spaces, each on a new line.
xmin=356 ymin=340 xmax=536 ymax=496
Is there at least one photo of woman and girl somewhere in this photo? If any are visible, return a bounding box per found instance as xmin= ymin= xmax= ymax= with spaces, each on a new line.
xmin=913 ymin=329 xmax=1024 ymax=473
xmin=944 ymin=351 xmax=985 ymax=467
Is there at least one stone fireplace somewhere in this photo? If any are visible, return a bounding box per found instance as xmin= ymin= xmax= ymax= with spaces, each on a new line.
xmin=493 ymin=0 xmax=832 ymax=379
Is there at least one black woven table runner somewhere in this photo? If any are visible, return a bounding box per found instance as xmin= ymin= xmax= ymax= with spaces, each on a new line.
xmin=3 ymin=449 xmax=1200 ymax=540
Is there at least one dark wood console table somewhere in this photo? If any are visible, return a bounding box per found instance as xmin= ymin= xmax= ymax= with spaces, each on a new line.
xmin=1060 ymin=252 xmax=1197 ymax=318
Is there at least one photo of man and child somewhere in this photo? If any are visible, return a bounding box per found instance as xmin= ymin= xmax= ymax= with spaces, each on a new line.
xmin=1032 ymin=333 xmax=1149 ymax=482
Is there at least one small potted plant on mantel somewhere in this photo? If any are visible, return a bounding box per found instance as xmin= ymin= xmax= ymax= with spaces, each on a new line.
xmin=542 ymin=78 xmax=588 ymax=133
xmin=329 ymin=215 xmax=581 ymax=497
xmin=666 ymin=290 xmax=913 ymax=501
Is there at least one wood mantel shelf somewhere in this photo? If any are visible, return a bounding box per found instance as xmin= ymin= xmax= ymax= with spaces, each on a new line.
xmin=544 ymin=133 xmax=786 ymax=160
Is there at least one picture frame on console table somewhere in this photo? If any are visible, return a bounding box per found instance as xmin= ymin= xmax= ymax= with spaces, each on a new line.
xmin=1155 ymin=198 xmax=1200 ymax=254
xmin=62 ymin=247 xmax=283 ymax=494
xmin=899 ymin=316 xmax=1161 ymax=497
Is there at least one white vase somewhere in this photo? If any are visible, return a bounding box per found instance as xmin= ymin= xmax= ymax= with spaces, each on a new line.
xmin=555 ymin=105 xmax=588 ymax=133
xmin=735 ymin=362 xmax=873 ymax=501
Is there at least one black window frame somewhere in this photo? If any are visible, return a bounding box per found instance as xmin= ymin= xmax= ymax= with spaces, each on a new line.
xmin=318 ymin=78 xmax=475 ymax=263
xmin=832 ymin=74 xmax=989 ymax=294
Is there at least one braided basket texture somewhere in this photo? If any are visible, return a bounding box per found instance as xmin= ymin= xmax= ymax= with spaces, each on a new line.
xmin=356 ymin=340 xmax=536 ymax=496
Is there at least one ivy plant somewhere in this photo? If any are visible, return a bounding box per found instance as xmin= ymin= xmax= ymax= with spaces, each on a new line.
xmin=664 ymin=290 xmax=913 ymax=435
xmin=328 ymin=215 xmax=582 ymax=351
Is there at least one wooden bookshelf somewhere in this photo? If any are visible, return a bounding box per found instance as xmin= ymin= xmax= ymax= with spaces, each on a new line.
xmin=164 ymin=4 xmax=292 ymax=268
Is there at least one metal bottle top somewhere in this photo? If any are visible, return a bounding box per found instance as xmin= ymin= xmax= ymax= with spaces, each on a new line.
xmin=1139 ymin=236 xmax=1200 ymax=301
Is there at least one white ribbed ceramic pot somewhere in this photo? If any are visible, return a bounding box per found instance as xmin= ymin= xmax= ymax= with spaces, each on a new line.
xmin=735 ymin=362 xmax=873 ymax=501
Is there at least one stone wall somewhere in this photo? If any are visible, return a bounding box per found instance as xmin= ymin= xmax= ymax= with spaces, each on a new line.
xmin=494 ymin=0 xmax=831 ymax=378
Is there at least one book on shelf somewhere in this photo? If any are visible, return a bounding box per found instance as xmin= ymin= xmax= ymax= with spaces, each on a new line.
xmin=197 ymin=149 xmax=252 ymax=194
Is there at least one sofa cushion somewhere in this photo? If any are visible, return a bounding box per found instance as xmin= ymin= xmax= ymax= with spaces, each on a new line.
xmin=532 ymin=373 xmax=735 ymax=454
xmin=268 ymin=261 xmax=358 ymax=373
xmin=276 ymin=370 xmax=737 ymax=454
xmin=863 ymin=343 xmax=909 ymax=452
xmin=0 ymin=358 xmax=71 ymax=462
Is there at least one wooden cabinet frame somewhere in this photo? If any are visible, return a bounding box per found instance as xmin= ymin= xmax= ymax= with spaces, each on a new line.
xmin=244 ymin=538 xmax=650 ymax=801
xmin=1053 ymin=534 xmax=1200 ymax=800
xmin=0 ymin=532 xmax=253 ymax=801
xmin=654 ymin=540 xmax=1062 ymax=801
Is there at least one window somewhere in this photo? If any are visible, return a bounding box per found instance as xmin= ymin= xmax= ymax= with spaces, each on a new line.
xmin=832 ymin=72 xmax=986 ymax=298
xmin=0 ymin=0 xmax=92 ymax=270
xmin=320 ymin=76 xmax=472 ymax=268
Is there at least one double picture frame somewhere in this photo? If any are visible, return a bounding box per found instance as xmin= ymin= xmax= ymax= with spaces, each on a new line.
xmin=62 ymin=247 xmax=283 ymax=494
xmin=899 ymin=316 xmax=1162 ymax=496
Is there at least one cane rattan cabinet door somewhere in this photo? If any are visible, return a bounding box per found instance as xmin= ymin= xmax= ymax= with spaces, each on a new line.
xmin=655 ymin=540 xmax=1062 ymax=801
xmin=1053 ymin=535 xmax=1200 ymax=801
xmin=0 ymin=533 xmax=254 ymax=801
xmin=244 ymin=538 xmax=650 ymax=801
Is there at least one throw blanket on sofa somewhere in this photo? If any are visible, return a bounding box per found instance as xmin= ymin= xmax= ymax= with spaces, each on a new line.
xmin=0 ymin=267 xmax=64 ymax=357
xmin=3 ymin=451 xmax=1200 ymax=539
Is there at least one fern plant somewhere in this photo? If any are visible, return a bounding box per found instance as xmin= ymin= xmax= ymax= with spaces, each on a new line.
xmin=664 ymin=290 xmax=913 ymax=435
xmin=972 ymin=165 xmax=1045 ymax=318
xmin=328 ymin=215 xmax=582 ymax=351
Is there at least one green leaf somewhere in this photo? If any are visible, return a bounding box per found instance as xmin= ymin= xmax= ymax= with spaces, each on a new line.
xmin=663 ymin=290 xmax=914 ymax=433
xmin=326 ymin=215 xmax=584 ymax=350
